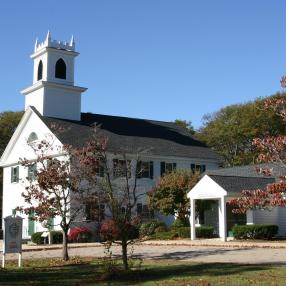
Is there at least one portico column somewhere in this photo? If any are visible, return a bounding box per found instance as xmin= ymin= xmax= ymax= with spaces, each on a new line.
xmin=246 ymin=210 xmax=254 ymax=225
xmin=219 ymin=196 xmax=227 ymax=242
xmin=190 ymin=198 xmax=196 ymax=240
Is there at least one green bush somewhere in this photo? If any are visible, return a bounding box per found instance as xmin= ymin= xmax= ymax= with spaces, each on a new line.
xmin=196 ymin=226 xmax=214 ymax=238
xmin=151 ymin=231 xmax=177 ymax=240
xmin=171 ymin=218 xmax=190 ymax=229
xmin=139 ymin=220 xmax=167 ymax=237
xmin=154 ymin=225 xmax=168 ymax=234
xmin=50 ymin=230 xmax=63 ymax=244
xmin=31 ymin=232 xmax=44 ymax=245
xmin=232 ymin=224 xmax=278 ymax=240
xmin=175 ymin=227 xmax=190 ymax=238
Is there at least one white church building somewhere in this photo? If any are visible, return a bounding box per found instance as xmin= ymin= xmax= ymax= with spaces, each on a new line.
xmin=0 ymin=33 xmax=222 ymax=239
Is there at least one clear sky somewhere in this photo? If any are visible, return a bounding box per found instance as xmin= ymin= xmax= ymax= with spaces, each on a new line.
xmin=1 ymin=0 xmax=286 ymax=129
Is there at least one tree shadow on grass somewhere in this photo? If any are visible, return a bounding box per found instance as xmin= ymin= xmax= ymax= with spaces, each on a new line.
xmin=110 ymin=262 xmax=274 ymax=284
xmin=131 ymin=247 xmax=251 ymax=260
xmin=0 ymin=261 xmax=280 ymax=286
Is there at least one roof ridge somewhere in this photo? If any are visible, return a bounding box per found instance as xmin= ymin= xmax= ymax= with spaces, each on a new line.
xmin=81 ymin=112 xmax=179 ymax=125
xmin=208 ymin=174 xmax=274 ymax=179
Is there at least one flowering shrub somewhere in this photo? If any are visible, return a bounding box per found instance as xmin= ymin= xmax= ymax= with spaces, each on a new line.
xmin=100 ymin=219 xmax=121 ymax=241
xmin=68 ymin=227 xmax=92 ymax=242
xmin=100 ymin=219 xmax=139 ymax=241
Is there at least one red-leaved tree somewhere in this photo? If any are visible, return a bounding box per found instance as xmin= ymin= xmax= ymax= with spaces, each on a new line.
xmin=230 ymin=81 xmax=286 ymax=213
xmin=18 ymin=128 xmax=107 ymax=261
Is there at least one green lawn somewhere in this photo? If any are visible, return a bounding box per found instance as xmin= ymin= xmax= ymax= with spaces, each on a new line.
xmin=0 ymin=257 xmax=286 ymax=286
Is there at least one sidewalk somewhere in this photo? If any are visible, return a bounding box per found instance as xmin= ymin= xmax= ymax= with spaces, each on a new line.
xmin=2 ymin=238 xmax=286 ymax=252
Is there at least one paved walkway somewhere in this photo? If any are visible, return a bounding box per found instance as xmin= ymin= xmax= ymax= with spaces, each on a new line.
xmin=2 ymin=239 xmax=286 ymax=264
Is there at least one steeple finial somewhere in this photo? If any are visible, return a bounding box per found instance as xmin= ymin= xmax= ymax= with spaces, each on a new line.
xmin=46 ymin=31 xmax=51 ymax=45
xmin=70 ymin=35 xmax=75 ymax=48
xmin=34 ymin=38 xmax=38 ymax=52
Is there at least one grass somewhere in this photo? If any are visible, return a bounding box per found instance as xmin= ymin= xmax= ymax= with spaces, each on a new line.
xmin=0 ymin=257 xmax=286 ymax=285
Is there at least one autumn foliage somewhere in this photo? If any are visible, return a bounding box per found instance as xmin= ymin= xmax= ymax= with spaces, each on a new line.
xmin=148 ymin=170 xmax=200 ymax=220
xmin=230 ymin=92 xmax=286 ymax=213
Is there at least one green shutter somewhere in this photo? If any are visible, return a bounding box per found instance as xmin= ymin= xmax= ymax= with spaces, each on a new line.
xmin=15 ymin=166 xmax=19 ymax=182
xmin=47 ymin=217 xmax=54 ymax=230
xmin=28 ymin=212 xmax=35 ymax=236
xmin=160 ymin=162 xmax=165 ymax=176
xmin=191 ymin=164 xmax=195 ymax=173
xmin=150 ymin=161 xmax=154 ymax=179
xmin=172 ymin=163 xmax=177 ymax=170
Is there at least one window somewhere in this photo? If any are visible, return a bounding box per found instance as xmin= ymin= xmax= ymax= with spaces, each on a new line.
xmin=85 ymin=203 xmax=105 ymax=222
xmin=11 ymin=166 xmax=19 ymax=183
xmin=95 ymin=163 xmax=105 ymax=177
xmin=191 ymin=164 xmax=206 ymax=174
xmin=136 ymin=161 xmax=153 ymax=179
xmin=113 ymin=159 xmax=131 ymax=178
xmin=55 ymin=58 xmax=66 ymax=79
xmin=27 ymin=164 xmax=37 ymax=181
xmin=37 ymin=60 xmax=43 ymax=80
xmin=136 ymin=203 xmax=154 ymax=219
xmin=160 ymin=162 xmax=176 ymax=176
xmin=27 ymin=132 xmax=38 ymax=143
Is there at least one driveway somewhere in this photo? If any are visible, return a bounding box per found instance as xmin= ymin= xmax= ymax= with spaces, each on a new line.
xmin=2 ymin=243 xmax=286 ymax=265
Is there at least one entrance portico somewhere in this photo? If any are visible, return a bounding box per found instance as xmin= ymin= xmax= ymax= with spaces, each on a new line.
xmin=187 ymin=175 xmax=227 ymax=241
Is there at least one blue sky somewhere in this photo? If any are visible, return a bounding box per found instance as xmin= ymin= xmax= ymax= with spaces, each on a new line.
xmin=0 ymin=1 xmax=286 ymax=128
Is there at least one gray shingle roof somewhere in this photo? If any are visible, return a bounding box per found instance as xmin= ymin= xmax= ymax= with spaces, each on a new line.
xmin=206 ymin=163 xmax=285 ymax=179
xmin=209 ymin=175 xmax=275 ymax=197
xmin=33 ymin=107 xmax=221 ymax=161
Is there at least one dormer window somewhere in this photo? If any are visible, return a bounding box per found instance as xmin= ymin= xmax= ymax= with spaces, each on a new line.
xmin=37 ymin=60 xmax=43 ymax=81
xmin=27 ymin=132 xmax=38 ymax=144
xmin=55 ymin=58 xmax=66 ymax=79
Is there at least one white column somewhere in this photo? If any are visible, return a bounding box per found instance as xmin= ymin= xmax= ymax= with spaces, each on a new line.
xmin=246 ymin=210 xmax=254 ymax=225
xmin=190 ymin=198 xmax=196 ymax=240
xmin=218 ymin=196 xmax=226 ymax=242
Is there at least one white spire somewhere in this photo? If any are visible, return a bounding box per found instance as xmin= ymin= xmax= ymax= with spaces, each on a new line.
xmin=45 ymin=30 xmax=51 ymax=45
xmin=70 ymin=35 xmax=75 ymax=48
xmin=34 ymin=38 xmax=38 ymax=52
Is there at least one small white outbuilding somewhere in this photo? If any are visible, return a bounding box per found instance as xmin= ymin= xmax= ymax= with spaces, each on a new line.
xmin=187 ymin=164 xmax=286 ymax=241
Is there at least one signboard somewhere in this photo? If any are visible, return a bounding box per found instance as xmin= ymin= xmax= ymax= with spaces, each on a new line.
xmin=3 ymin=215 xmax=23 ymax=254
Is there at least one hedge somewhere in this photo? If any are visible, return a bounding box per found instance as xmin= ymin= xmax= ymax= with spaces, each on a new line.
xmin=196 ymin=226 xmax=214 ymax=238
xmin=139 ymin=220 xmax=167 ymax=237
xmin=50 ymin=230 xmax=63 ymax=244
xmin=31 ymin=231 xmax=63 ymax=244
xmin=232 ymin=224 xmax=278 ymax=240
xmin=31 ymin=232 xmax=43 ymax=244
xmin=171 ymin=218 xmax=190 ymax=229
xmin=150 ymin=231 xmax=178 ymax=240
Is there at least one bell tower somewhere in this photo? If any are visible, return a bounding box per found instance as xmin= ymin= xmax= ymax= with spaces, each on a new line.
xmin=21 ymin=32 xmax=87 ymax=121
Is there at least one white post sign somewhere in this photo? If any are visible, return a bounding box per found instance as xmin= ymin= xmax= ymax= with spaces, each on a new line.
xmin=2 ymin=215 xmax=23 ymax=268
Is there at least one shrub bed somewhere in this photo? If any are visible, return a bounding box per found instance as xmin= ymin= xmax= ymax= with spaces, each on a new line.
xmin=69 ymin=227 xmax=92 ymax=242
xmin=232 ymin=224 xmax=278 ymax=240
xmin=150 ymin=231 xmax=178 ymax=240
xmin=139 ymin=220 xmax=167 ymax=237
xmin=31 ymin=232 xmax=44 ymax=244
xmin=50 ymin=230 xmax=63 ymax=244
xmin=196 ymin=226 xmax=214 ymax=238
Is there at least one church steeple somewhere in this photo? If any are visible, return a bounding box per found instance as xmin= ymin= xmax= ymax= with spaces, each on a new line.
xmin=21 ymin=32 xmax=87 ymax=121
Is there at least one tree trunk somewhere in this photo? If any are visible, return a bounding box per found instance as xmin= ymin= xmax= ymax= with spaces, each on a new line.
xmin=62 ymin=229 xmax=69 ymax=261
xmin=121 ymin=239 xmax=128 ymax=270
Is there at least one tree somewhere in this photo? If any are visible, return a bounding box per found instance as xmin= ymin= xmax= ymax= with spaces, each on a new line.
xmin=148 ymin=170 xmax=200 ymax=221
xmin=0 ymin=111 xmax=23 ymax=229
xmin=174 ymin=119 xmax=195 ymax=135
xmin=230 ymin=95 xmax=286 ymax=213
xmin=197 ymin=94 xmax=285 ymax=167
xmin=18 ymin=128 xmax=105 ymax=261
xmin=89 ymin=152 xmax=147 ymax=271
